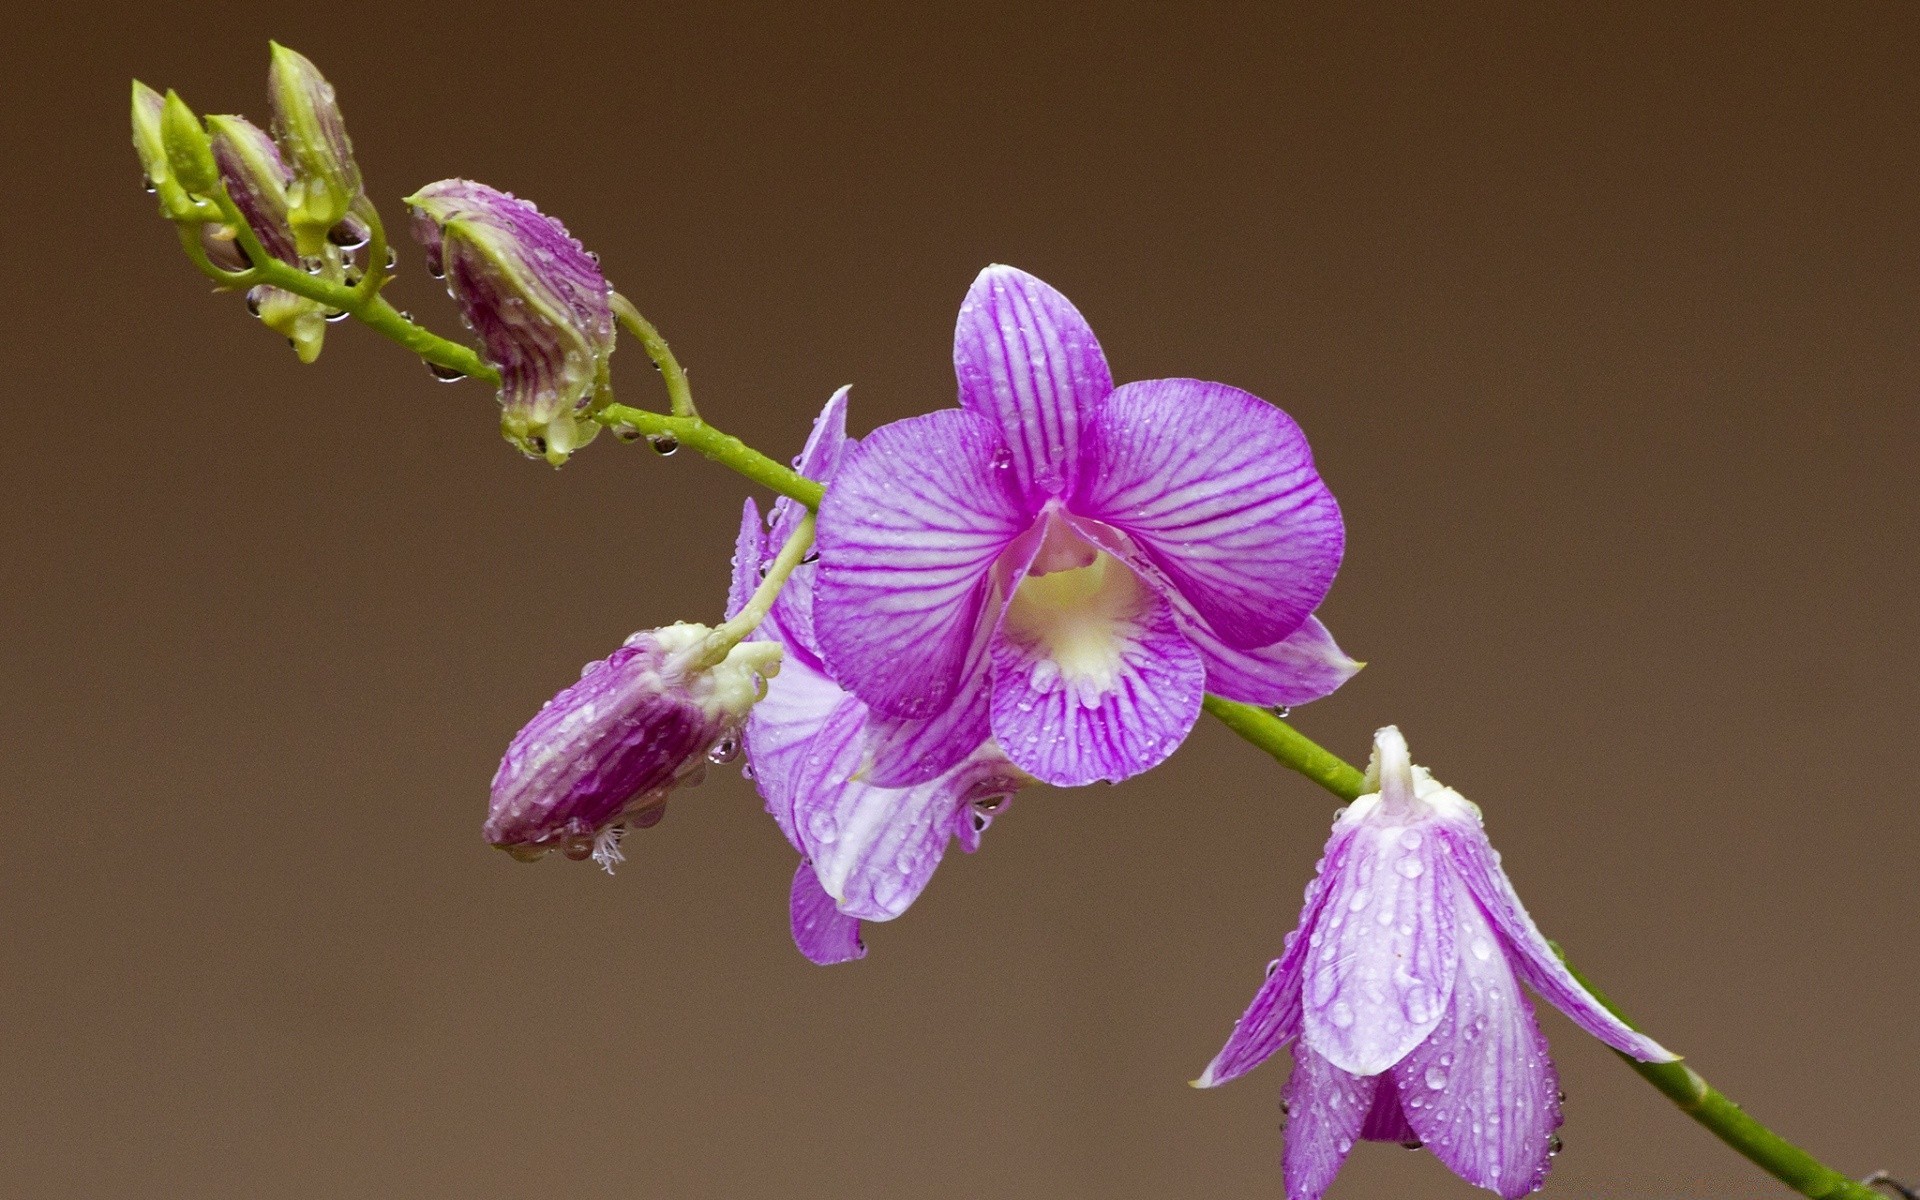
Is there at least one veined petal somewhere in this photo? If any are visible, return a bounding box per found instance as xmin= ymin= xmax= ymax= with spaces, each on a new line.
xmin=1302 ymin=815 xmax=1459 ymax=1077
xmin=790 ymin=860 xmax=866 ymax=965
xmin=1195 ymin=851 xmax=1343 ymax=1088
xmin=954 ymin=265 xmax=1113 ymax=502
xmin=793 ymin=698 xmax=1023 ymax=922
xmin=1077 ymin=378 xmax=1343 ymax=649
xmin=989 ymin=552 xmax=1204 ymax=786
xmin=1280 ymin=1046 xmax=1377 ymax=1200
xmin=728 ymin=498 xmax=767 ymax=623
xmin=1393 ymin=896 xmax=1563 ymax=1199
xmin=815 ymin=409 xmax=1029 ymax=719
xmin=861 ymin=606 xmax=997 ymax=788
xmin=741 ymin=648 xmax=848 ymax=848
xmin=1436 ymin=810 xmax=1677 ymax=1063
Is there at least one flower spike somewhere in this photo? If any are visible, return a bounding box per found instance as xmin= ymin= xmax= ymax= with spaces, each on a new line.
xmin=1197 ymin=726 xmax=1675 ymax=1200
xmin=407 ymin=180 xmax=615 ymax=465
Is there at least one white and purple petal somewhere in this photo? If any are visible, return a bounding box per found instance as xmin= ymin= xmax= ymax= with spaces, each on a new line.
xmin=1391 ymin=892 xmax=1563 ymax=1199
xmin=1435 ymin=807 xmax=1677 ymax=1063
xmin=1300 ymin=808 xmax=1459 ymax=1077
xmin=1280 ymin=1045 xmax=1378 ymax=1200
xmin=791 ymin=698 xmax=1024 ymax=921
xmin=954 ymin=265 xmax=1114 ymax=502
xmin=989 ymin=552 xmax=1205 ymax=786
xmin=815 ymin=408 xmax=1029 ymax=719
xmin=1075 ymin=378 xmax=1343 ymax=649
xmin=790 ymin=860 xmax=866 ymax=965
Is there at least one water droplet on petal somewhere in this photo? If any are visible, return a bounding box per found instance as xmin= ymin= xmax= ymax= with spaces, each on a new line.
xmin=1424 ymin=1066 xmax=1448 ymax=1090
xmin=1548 ymin=1135 xmax=1564 ymax=1156
xmin=1399 ymin=829 xmax=1424 ymax=850
xmin=1400 ymin=1139 xmax=1424 ymax=1151
xmin=1471 ymin=937 xmax=1494 ymax=961
xmin=1396 ymin=856 xmax=1425 ymax=879
xmin=1329 ymin=1001 xmax=1355 ymax=1029
xmin=707 ymin=735 xmax=740 ymax=764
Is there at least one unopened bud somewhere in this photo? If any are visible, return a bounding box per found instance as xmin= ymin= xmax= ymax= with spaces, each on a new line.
xmin=407 ymin=180 xmax=615 ymax=465
xmin=207 ymin=114 xmax=330 ymax=362
xmin=486 ymin=624 xmax=781 ymax=869
xmin=267 ymin=42 xmax=363 ymax=257
xmin=133 ymin=81 xmax=201 ymax=221
xmin=159 ymin=89 xmax=219 ymax=198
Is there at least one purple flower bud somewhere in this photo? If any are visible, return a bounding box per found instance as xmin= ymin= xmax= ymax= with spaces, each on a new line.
xmin=487 ymin=623 xmax=782 ymax=870
xmin=132 ymin=80 xmax=202 ymax=222
xmin=266 ymin=42 xmax=363 ymax=257
xmin=406 ymin=180 xmax=615 ymax=465
xmin=206 ymin=114 xmax=328 ymax=362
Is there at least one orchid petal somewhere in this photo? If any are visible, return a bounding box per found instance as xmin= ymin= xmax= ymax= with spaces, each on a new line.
xmin=1302 ymin=815 xmax=1459 ymax=1077
xmin=1393 ymin=898 xmax=1563 ymax=1199
xmin=1180 ymin=608 xmax=1360 ymax=708
xmin=790 ymin=859 xmax=866 ymax=965
xmin=954 ymin=264 xmax=1113 ymax=502
xmin=815 ymin=409 xmax=1028 ymax=719
xmin=1195 ymin=848 xmax=1345 ymax=1088
xmin=741 ymin=649 xmax=849 ymax=848
xmin=860 ymin=606 xmax=997 ymax=788
xmin=1077 ymin=378 xmax=1343 ymax=649
xmin=1437 ymin=812 xmax=1677 ymax=1063
xmin=1359 ymin=1080 xmax=1419 ymax=1144
xmin=792 ymin=697 xmax=1023 ymax=922
xmin=1280 ymin=1045 xmax=1377 ymax=1200
xmin=727 ymin=498 xmax=766 ymax=622
xmin=989 ymin=553 xmax=1204 ymax=786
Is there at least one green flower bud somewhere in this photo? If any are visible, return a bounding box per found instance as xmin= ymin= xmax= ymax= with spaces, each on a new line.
xmin=267 ymin=42 xmax=363 ymax=258
xmin=132 ymin=81 xmax=201 ymax=221
xmin=159 ymin=89 xmax=219 ymax=199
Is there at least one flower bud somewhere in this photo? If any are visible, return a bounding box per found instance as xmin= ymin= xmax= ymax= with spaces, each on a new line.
xmin=207 ymin=114 xmax=329 ymax=362
xmin=487 ymin=623 xmax=782 ymax=869
xmin=133 ymin=80 xmax=201 ymax=221
xmin=407 ymin=180 xmax=615 ymax=465
xmin=159 ymin=89 xmax=219 ymax=198
xmin=266 ymin=42 xmax=363 ymax=257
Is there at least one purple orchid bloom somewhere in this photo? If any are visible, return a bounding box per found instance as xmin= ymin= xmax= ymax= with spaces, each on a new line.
xmin=733 ymin=390 xmax=1030 ymax=964
xmin=1195 ymin=726 xmax=1677 ymax=1199
xmin=813 ymin=265 xmax=1356 ymax=788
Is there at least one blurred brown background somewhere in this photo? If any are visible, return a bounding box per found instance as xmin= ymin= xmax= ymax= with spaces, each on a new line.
xmin=3 ymin=2 xmax=1916 ymax=1197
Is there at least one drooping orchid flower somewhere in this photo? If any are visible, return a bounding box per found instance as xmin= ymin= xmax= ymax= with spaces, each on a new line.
xmin=1195 ymin=726 xmax=1678 ymax=1199
xmin=735 ymin=390 xmax=1030 ymax=963
xmin=813 ymin=265 xmax=1356 ymax=787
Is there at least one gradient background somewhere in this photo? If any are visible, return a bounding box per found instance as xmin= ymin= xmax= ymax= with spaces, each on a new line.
xmin=5 ymin=3 xmax=1916 ymax=1197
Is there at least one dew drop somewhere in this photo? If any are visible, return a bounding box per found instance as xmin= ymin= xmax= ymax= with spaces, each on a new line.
xmin=1272 ymin=705 xmax=1291 ymax=719
xmin=561 ymin=837 xmax=595 ymax=861
xmin=324 ymin=309 xmax=349 ymax=323
xmin=1471 ymin=937 xmax=1494 ymax=961
xmin=1347 ymin=887 xmax=1371 ymax=912
xmin=1400 ymin=1139 xmax=1424 ymax=1151
xmin=328 ymin=224 xmax=369 ymax=250
xmin=648 ymin=434 xmax=679 ymax=456
xmin=425 ymin=360 xmax=467 ymax=383
xmin=1548 ymin=1135 xmax=1563 ymax=1157
xmin=1424 ymin=1066 xmax=1448 ymax=1091
xmin=1395 ymin=857 xmax=1425 ymax=879
xmin=1264 ymin=958 xmax=1282 ymax=978
xmin=246 ymin=292 xmax=263 ymax=318
xmin=707 ymin=736 xmax=740 ymax=765
xmin=1399 ymin=829 xmax=1424 ymax=850
xmin=142 ymin=176 xmax=158 ymax=194
xmin=1329 ymin=1001 xmax=1355 ymax=1029
xmin=613 ymin=425 xmax=644 ymax=443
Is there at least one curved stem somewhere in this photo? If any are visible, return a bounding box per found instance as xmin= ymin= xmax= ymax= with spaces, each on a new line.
xmin=1200 ymin=695 xmax=1882 ymax=1200
xmin=595 ymin=403 xmax=824 ymax=509
xmin=178 ymin=194 xmax=494 ymax=383
xmin=705 ymin=511 xmax=813 ymax=658
xmin=611 ymin=293 xmax=697 ymax=418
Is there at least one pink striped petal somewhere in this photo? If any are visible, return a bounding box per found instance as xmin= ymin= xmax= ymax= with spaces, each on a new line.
xmin=727 ymin=498 xmax=766 ymax=623
xmin=1359 ymin=1081 xmax=1419 ymax=1144
xmin=988 ymin=553 xmax=1204 ymax=786
xmin=1076 ymin=378 xmax=1343 ymax=649
xmin=860 ymin=606 xmax=998 ymax=788
xmin=1177 ymin=603 xmax=1360 ymax=708
xmin=1392 ymin=897 xmax=1563 ymax=1199
xmin=792 ymin=697 xmax=1023 ymax=922
xmin=741 ymin=649 xmax=849 ymax=848
xmin=815 ymin=409 xmax=1029 ymax=719
xmin=1280 ymin=1046 xmax=1377 ymax=1200
xmin=1301 ymin=814 xmax=1459 ymax=1077
xmin=1437 ymin=814 xmax=1677 ymax=1063
xmin=954 ymin=265 xmax=1114 ymax=502
xmin=1194 ymin=852 xmax=1343 ymax=1088
xmin=790 ymin=860 xmax=866 ymax=965
xmin=768 ymin=389 xmax=852 ymax=657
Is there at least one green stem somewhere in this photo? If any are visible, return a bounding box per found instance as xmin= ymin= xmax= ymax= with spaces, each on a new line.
xmin=178 ymin=194 xmax=495 ymax=383
xmin=595 ymin=403 xmax=824 ymax=509
xmin=705 ymin=511 xmax=814 ymax=658
xmin=611 ymin=293 xmax=697 ymax=418
xmin=1201 ymin=695 xmax=1881 ymax=1200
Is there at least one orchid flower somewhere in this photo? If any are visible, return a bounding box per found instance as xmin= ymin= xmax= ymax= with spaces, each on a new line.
xmin=1195 ymin=726 xmax=1677 ymax=1199
xmin=813 ymin=265 xmax=1357 ymax=787
xmin=734 ymin=390 xmax=1030 ymax=963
